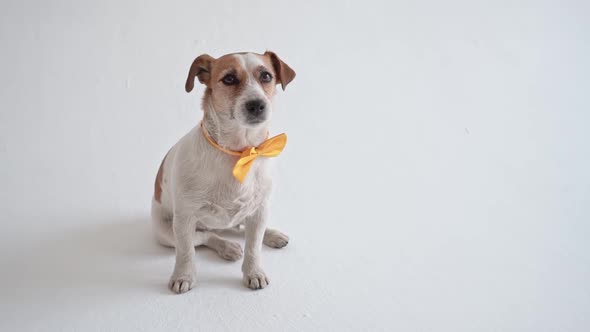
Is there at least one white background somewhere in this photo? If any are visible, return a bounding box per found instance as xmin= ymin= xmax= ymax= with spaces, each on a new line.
xmin=1 ymin=0 xmax=589 ymax=331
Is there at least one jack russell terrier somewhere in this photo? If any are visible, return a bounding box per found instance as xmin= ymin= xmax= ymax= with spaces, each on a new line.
xmin=151 ymin=51 xmax=295 ymax=293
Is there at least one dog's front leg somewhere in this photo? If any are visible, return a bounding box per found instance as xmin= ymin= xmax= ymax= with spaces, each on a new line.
xmin=169 ymin=212 xmax=197 ymax=294
xmin=242 ymin=206 xmax=269 ymax=290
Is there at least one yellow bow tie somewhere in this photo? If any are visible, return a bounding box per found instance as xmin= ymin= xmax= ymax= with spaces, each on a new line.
xmin=200 ymin=122 xmax=287 ymax=183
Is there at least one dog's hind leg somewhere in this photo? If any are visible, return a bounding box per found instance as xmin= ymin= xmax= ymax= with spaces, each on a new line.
xmin=263 ymin=228 xmax=289 ymax=248
xmin=151 ymin=199 xmax=175 ymax=247
xmin=205 ymin=233 xmax=243 ymax=261
xmin=227 ymin=223 xmax=289 ymax=249
xmin=151 ymin=199 xmax=243 ymax=260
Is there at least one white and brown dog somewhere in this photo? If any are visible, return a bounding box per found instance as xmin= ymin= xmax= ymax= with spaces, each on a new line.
xmin=151 ymin=51 xmax=295 ymax=294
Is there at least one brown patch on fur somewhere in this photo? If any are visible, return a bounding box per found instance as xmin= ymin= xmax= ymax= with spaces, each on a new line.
xmin=154 ymin=152 xmax=169 ymax=203
xmin=255 ymin=57 xmax=278 ymax=99
xmin=205 ymin=55 xmax=247 ymax=115
xmin=186 ymin=54 xmax=215 ymax=92
xmin=264 ymin=51 xmax=296 ymax=90
xmin=209 ymin=54 xmax=244 ymax=82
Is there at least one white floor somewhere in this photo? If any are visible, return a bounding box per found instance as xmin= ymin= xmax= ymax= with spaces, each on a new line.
xmin=1 ymin=1 xmax=589 ymax=331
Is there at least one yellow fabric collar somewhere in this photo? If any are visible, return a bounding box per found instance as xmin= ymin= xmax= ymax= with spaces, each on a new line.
xmin=200 ymin=121 xmax=287 ymax=183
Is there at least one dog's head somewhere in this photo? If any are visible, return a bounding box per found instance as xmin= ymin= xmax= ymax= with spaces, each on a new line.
xmin=185 ymin=51 xmax=295 ymax=128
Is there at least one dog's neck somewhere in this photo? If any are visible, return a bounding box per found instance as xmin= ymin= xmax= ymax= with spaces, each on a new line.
xmin=201 ymin=100 xmax=269 ymax=152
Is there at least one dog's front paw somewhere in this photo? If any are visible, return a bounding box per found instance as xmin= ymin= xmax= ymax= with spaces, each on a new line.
xmin=243 ymin=269 xmax=269 ymax=290
xmin=264 ymin=229 xmax=289 ymax=249
xmin=168 ymin=271 xmax=197 ymax=294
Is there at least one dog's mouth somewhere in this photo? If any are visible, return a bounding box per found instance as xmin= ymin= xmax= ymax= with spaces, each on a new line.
xmin=245 ymin=117 xmax=267 ymax=126
xmin=230 ymin=106 xmax=267 ymax=124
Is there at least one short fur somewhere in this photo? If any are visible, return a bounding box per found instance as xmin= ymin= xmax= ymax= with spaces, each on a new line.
xmin=151 ymin=51 xmax=295 ymax=293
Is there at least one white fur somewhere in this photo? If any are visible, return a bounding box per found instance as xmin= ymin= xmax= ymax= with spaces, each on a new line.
xmin=151 ymin=53 xmax=289 ymax=293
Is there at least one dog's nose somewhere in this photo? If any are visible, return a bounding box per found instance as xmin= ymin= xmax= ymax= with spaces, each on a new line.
xmin=245 ymin=99 xmax=266 ymax=117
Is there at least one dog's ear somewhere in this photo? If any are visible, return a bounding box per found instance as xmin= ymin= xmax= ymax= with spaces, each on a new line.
xmin=264 ymin=51 xmax=296 ymax=91
xmin=185 ymin=54 xmax=216 ymax=92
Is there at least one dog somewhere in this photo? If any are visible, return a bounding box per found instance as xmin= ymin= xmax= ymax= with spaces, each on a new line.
xmin=151 ymin=51 xmax=296 ymax=294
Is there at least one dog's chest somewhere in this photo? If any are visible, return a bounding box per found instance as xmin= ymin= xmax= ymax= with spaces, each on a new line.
xmin=195 ymin=166 xmax=270 ymax=230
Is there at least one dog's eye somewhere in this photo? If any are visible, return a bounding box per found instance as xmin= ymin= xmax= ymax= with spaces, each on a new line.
xmin=221 ymin=74 xmax=239 ymax=85
xmin=260 ymin=71 xmax=273 ymax=83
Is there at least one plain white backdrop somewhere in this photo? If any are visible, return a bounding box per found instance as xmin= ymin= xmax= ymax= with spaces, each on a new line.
xmin=1 ymin=0 xmax=589 ymax=331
